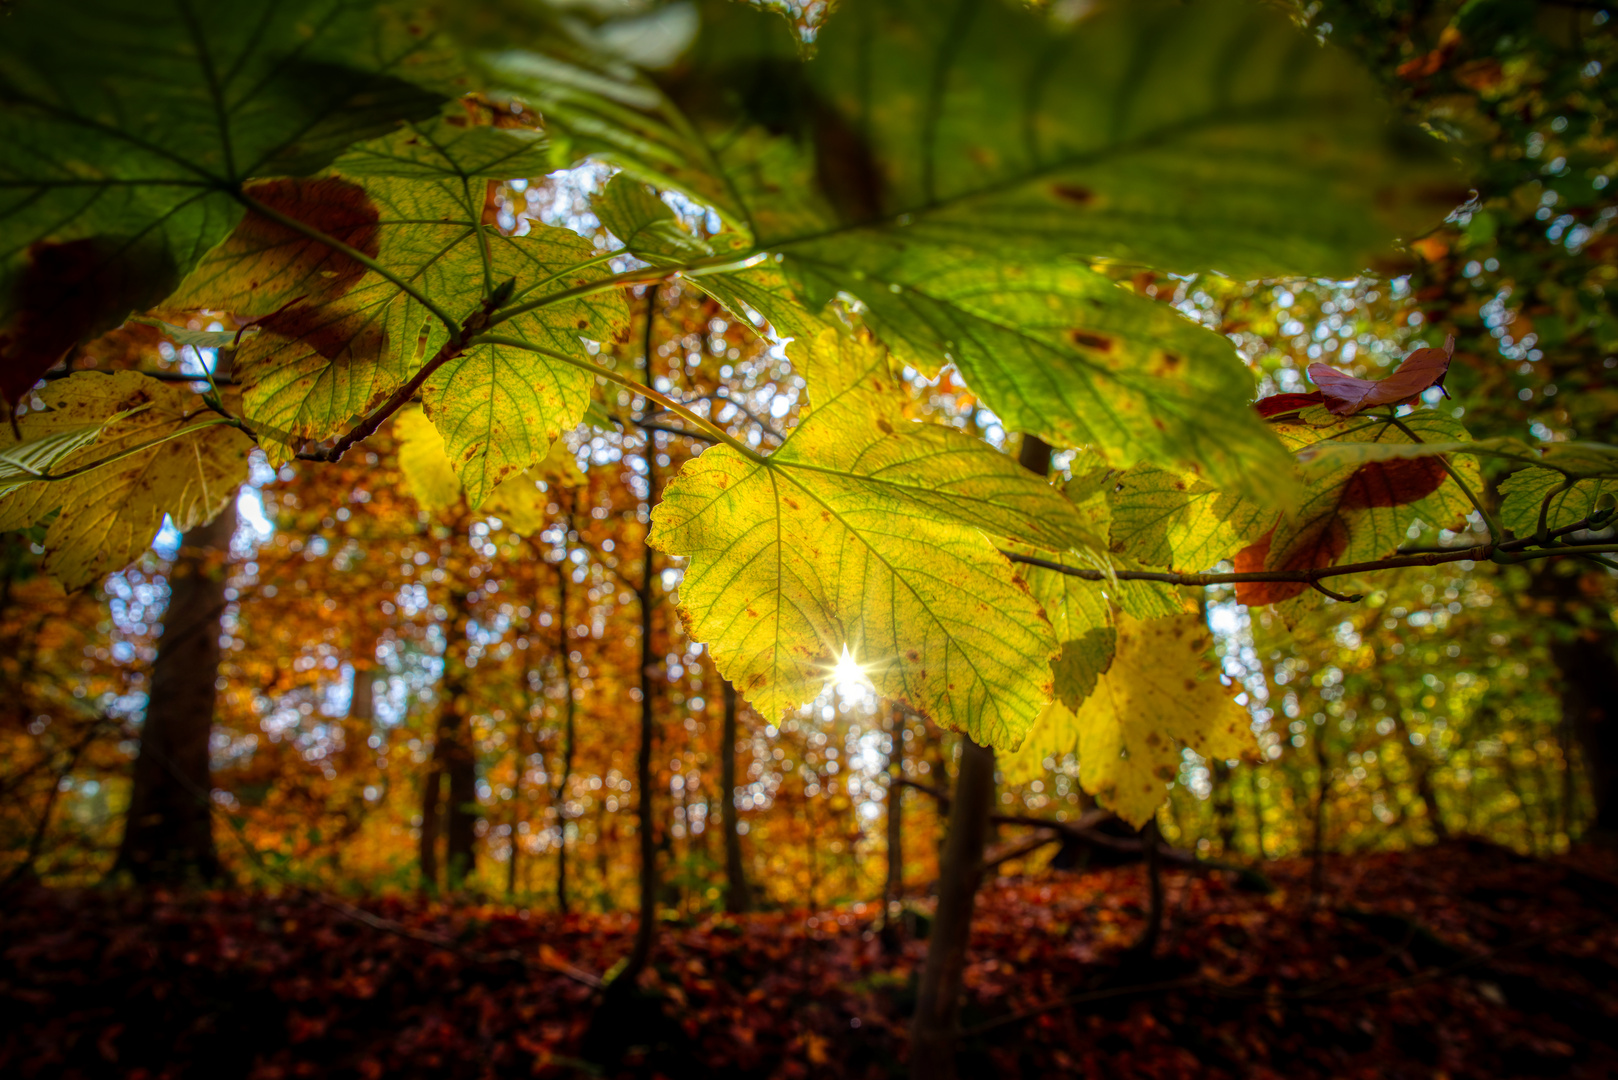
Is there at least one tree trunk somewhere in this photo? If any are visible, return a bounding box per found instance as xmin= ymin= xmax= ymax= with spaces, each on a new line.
xmin=720 ymin=679 xmax=752 ymax=913
xmin=906 ymin=432 xmax=1053 ymax=1073
xmin=885 ymin=705 xmax=905 ymax=914
xmin=421 ymin=584 xmax=478 ymax=891
xmin=1534 ymin=563 xmax=1618 ymax=839
xmin=552 ymin=533 xmax=577 ymax=914
xmin=114 ymin=500 xmax=236 ymax=885
xmin=1211 ymin=759 xmax=1237 ymax=855
xmin=1392 ymin=710 xmax=1448 ymax=841
xmin=620 ymin=289 xmax=661 ymax=985
xmin=909 ymin=736 xmax=995 ymax=1079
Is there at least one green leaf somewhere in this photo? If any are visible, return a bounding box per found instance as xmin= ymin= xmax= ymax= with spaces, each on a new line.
xmin=1107 ymin=463 xmax=1271 ymax=571
xmin=593 ymin=175 xmax=713 ymax=265
xmin=481 ymin=0 xmax=1455 ymax=494
xmin=650 ymin=329 xmax=1100 ymax=748
xmin=0 ymin=371 xmax=251 ymax=588
xmin=1499 ymin=469 xmax=1616 ymax=537
xmin=0 ymin=0 xmax=450 ymax=402
xmin=168 ymin=120 xmax=629 ymax=498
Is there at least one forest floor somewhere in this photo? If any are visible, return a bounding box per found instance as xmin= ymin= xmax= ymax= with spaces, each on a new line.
xmin=3 ymin=840 xmax=1616 ymax=1079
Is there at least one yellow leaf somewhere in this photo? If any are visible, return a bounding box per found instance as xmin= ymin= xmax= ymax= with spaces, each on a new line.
xmin=1003 ymin=613 xmax=1252 ymax=825
xmin=395 ymin=407 xmax=461 ymax=514
xmin=651 ymin=330 xmax=1101 ymax=748
xmin=0 ymin=372 xmax=251 ymax=589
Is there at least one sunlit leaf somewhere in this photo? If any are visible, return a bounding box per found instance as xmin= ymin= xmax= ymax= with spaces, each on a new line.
xmin=651 ymin=329 xmax=1100 ymax=747
xmin=1003 ymin=614 xmax=1252 ymax=825
xmin=593 ymin=176 xmax=713 ymax=265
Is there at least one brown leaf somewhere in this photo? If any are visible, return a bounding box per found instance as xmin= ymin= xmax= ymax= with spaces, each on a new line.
xmin=1307 ymin=336 xmax=1454 ymax=417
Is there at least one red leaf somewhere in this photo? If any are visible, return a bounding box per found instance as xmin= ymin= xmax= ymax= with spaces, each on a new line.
xmin=1307 ymin=336 xmax=1454 ymax=416
xmin=1255 ymin=391 xmax=1325 ymax=419
xmin=1340 ymin=458 xmax=1448 ymax=509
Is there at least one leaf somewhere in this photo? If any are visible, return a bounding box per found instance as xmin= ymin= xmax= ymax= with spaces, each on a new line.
xmin=1107 ymin=463 xmax=1271 ymax=570
xmin=396 ymin=407 xmax=462 ymax=515
xmin=130 ymin=318 xmax=259 ymax=352
xmin=651 ymin=329 xmax=1099 ymax=748
xmin=0 ymin=372 xmax=251 ymax=588
xmin=1050 ymin=626 xmax=1118 ymax=714
xmin=489 ymin=0 xmax=1457 ymax=495
xmin=593 ymin=176 xmax=713 ymax=265
xmin=786 ymin=254 xmax=1295 ymax=500
xmin=169 ymin=120 xmax=629 ymax=497
xmin=0 ymin=0 xmax=450 ymax=403
xmin=1232 ymin=409 xmax=1480 ymax=605
xmin=1498 ymin=469 xmax=1617 ymax=537
xmin=1308 ymin=336 xmax=1455 ymax=416
xmin=0 ymin=423 xmax=111 ymax=497
xmin=394 ymin=405 xmax=565 ymax=536
xmin=1002 ymin=613 xmax=1252 ymax=825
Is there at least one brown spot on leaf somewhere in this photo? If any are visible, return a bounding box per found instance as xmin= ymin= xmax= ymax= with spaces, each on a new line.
xmin=1065 ymin=329 xmax=1115 ymax=352
xmin=1051 ymin=183 xmax=1096 ymax=206
xmin=876 ymin=419 xmax=894 ymax=435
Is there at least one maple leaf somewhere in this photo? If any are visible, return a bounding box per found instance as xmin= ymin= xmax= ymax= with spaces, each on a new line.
xmin=1002 ymin=613 xmax=1252 ymax=826
xmin=1307 ymin=336 xmax=1455 ymax=416
xmin=0 ymin=372 xmax=251 ymax=589
xmin=651 ymin=329 xmax=1100 ymax=748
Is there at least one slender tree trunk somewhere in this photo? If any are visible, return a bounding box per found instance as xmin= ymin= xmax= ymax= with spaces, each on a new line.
xmin=1248 ymin=766 xmax=1267 ymax=859
xmin=910 ymin=736 xmax=995 ymax=1079
xmin=887 ymin=717 xmax=906 ymax=904
xmin=908 ymin=433 xmax=1054 ymax=1076
xmin=620 ymin=288 xmax=660 ymax=984
xmin=720 ymin=679 xmax=752 ymax=913
xmin=1133 ymin=819 xmax=1164 ymax=956
xmin=421 ymin=583 xmax=478 ymax=891
xmin=1211 ymin=759 xmax=1237 ymax=855
xmin=115 ymin=500 xmax=236 ymax=885
xmin=1392 ymin=710 xmax=1448 ymax=841
xmin=552 ymin=533 xmax=577 ymax=915
xmin=1311 ymin=719 xmax=1330 ymax=901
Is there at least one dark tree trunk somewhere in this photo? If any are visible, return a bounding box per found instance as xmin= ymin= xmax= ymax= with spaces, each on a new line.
xmin=115 ymin=500 xmax=236 ymax=885
xmin=908 ymin=433 xmax=1054 ymax=1076
xmin=620 ymin=288 xmax=661 ymax=985
xmin=1533 ymin=562 xmax=1618 ymax=839
xmin=885 ymin=706 xmax=905 ymax=913
xmin=909 ymin=736 xmax=995 ymax=1079
xmin=1392 ymin=710 xmax=1448 ymax=841
xmin=421 ymin=584 xmax=478 ymax=891
xmin=553 ymin=538 xmax=577 ymax=914
xmin=720 ymin=679 xmax=752 ymax=913
xmin=1211 ymin=759 xmax=1237 ymax=855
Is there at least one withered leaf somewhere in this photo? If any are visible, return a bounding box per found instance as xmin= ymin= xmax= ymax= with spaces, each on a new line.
xmin=1307 ymin=335 xmax=1454 ymax=417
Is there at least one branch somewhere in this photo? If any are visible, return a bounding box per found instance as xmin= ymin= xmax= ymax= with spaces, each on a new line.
xmin=295 ymin=335 xmax=465 ymax=463
xmin=1382 ymin=412 xmax=1504 ymax=541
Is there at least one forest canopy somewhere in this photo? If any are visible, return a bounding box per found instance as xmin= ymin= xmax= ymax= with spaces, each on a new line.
xmin=3 ymin=0 xmax=1617 ymax=1076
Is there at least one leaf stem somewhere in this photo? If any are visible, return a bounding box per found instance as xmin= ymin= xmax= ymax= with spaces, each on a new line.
xmin=1382 ymin=412 xmax=1504 ymax=541
xmin=468 ymin=333 xmax=768 ymax=465
xmin=235 ymin=191 xmax=464 ymax=337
